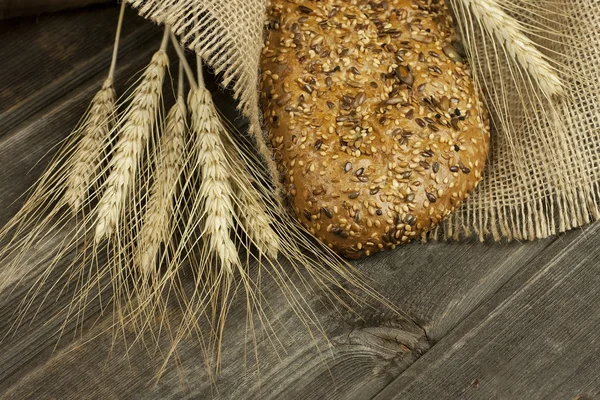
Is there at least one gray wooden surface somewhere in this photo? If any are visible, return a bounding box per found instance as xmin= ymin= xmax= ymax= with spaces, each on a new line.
xmin=0 ymin=4 xmax=599 ymax=400
xmin=0 ymin=0 xmax=110 ymax=19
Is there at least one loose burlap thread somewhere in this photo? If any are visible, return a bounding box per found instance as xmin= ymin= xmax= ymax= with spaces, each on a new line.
xmin=129 ymin=0 xmax=600 ymax=242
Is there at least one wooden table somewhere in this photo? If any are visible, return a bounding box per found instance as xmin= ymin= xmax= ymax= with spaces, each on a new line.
xmin=1 ymin=4 xmax=599 ymax=399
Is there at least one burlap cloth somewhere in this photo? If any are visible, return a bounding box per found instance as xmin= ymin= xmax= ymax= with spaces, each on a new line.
xmin=129 ymin=0 xmax=600 ymax=242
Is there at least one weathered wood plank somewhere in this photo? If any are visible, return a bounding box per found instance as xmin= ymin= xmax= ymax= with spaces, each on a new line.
xmin=353 ymin=236 xmax=556 ymax=342
xmin=0 ymin=228 xmax=557 ymax=399
xmin=375 ymin=223 xmax=600 ymax=399
xmin=0 ymin=272 xmax=426 ymax=399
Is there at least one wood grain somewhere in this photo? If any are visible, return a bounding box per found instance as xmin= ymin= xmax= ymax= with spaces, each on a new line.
xmin=375 ymin=224 xmax=600 ymax=399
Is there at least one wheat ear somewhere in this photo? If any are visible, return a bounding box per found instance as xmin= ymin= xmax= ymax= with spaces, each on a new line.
xmin=234 ymin=183 xmax=280 ymax=259
xmin=456 ymin=0 xmax=564 ymax=97
xmin=135 ymin=69 xmax=187 ymax=274
xmin=95 ymin=29 xmax=170 ymax=243
xmin=228 ymin=154 xmax=279 ymax=259
xmin=188 ymin=82 xmax=240 ymax=273
xmin=63 ymin=79 xmax=116 ymax=212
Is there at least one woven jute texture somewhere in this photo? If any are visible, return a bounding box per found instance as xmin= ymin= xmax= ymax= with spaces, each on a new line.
xmin=129 ymin=0 xmax=600 ymax=242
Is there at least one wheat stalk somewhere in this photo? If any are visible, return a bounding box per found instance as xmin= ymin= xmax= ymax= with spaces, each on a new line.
xmin=95 ymin=31 xmax=170 ymax=243
xmin=135 ymin=86 xmax=187 ymax=274
xmin=456 ymin=0 xmax=564 ymax=97
xmin=188 ymin=85 xmax=240 ymax=273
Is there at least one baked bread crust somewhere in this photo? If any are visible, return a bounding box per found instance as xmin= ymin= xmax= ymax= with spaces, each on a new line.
xmin=261 ymin=0 xmax=490 ymax=258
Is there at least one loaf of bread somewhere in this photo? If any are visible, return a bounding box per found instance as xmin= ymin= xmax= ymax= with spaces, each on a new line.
xmin=260 ymin=0 xmax=490 ymax=258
